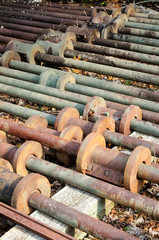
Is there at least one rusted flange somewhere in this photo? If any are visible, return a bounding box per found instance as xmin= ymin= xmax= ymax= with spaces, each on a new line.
xmin=83 ymin=96 xmax=106 ymax=121
xmin=7 ymin=41 xmax=45 ymax=64
xmin=124 ymin=146 xmax=151 ymax=193
xmin=25 ymin=115 xmax=48 ymax=131
xmin=38 ymin=29 xmax=57 ymax=41
xmin=117 ymin=14 xmax=128 ymax=22
xmin=56 ymin=73 xmax=76 ymax=90
xmin=76 ymin=132 xmax=106 ymax=173
xmin=92 ymin=11 xmax=109 ymax=24
xmin=12 ymin=141 xmax=44 ymax=176
xmin=0 ymin=130 xmax=8 ymax=143
xmin=54 ymin=106 xmax=80 ymax=132
xmin=101 ymin=25 xmax=112 ymax=39
xmin=56 ymin=125 xmax=83 ymax=165
xmin=39 ymin=70 xmax=57 ymax=87
xmin=11 ymin=173 xmax=50 ymax=214
xmin=0 ymin=50 xmax=21 ymax=68
xmin=0 ymin=158 xmax=13 ymax=172
xmin=111 ymin=18 xmax=125 ymax=33
xmin=119 ymin=105 xmax=142 ymax=135
xmin=66 ymin=26 xmax=100 ymax=44
xmin=111 ymin=8 xmax=122 ymax=18
xmin=92 ymin=116 xmax=115 ymax=133
xmin=27 ymin=43 xmax=45 ymax=64
xmin=124 ymin=4 xmax=135 ymax=16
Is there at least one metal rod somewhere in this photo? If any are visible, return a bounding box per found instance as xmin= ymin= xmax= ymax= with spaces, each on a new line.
xmin=1 ymin=75 xmax=159 ymax=138
xmin=108 ymin=30 xmax=159 ymax=47
xmin=1 ymin=100 xmax=159 ymax=157
xmin=0 ymin=9 xmax=84 ymax=27
xmin=119 ymin=26 xmax=159 ymax=40
xmin=0 ymin=201 xmax=75 ymax=240
xmin=28 ymin=191 xmax=138 ymax=240
xmin=35 ymin=52 xmax=159 ymax=86
xmin=0 ymin=167 xmax=138 ymax=240
xmin=26 ymin=157 xmax=159 ymax=218
xmin=7 ymin=60 xmax=159 ymax=124
xmin=65 ymin=49 xmax=159 ymax=75
xmin=1 ymin=66 xmax=159 ymax=114
xmin=8 ymin=59 xmax=159 ymax=104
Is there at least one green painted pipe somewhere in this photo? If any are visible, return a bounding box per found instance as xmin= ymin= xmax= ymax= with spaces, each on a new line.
xmin=65 ymin=49 xmax=159 ymax=75
xmin=108 ymin=31 xmax=159 ymax=48
xmin=92 ymin=38 xmax=159 ymax=56
xmin=0 ymin=100 xmax=56 ymax=125
xmin=74 ymin=41 xmax=159 ymax=66
xmin=125 ymin=21 xmax=159 ymax=32
xmin=119 ymin=27 xmax=159 ymax=41
xmin=130 ymin=12 xmax=159 ymax=20
xmin=0 ymin=72 xmax=159 ymax=114
xmin=36 ymin=52 xmax=159 ymax=85
xmin=0 ymin=82 xmax=85 ymax=114
xmin=129 ymin=16 xmax=159 ymax=25
xmin=7 ymin=60 xmax=159 ymax=104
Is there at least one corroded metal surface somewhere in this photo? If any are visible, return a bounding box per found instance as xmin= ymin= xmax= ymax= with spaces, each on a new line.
xmin=0 ymin=201 xmax=76 ymax=240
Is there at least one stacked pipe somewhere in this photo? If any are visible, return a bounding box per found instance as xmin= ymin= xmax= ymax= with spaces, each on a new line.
xmin=0 ymin=2 xmax=159 ymax=238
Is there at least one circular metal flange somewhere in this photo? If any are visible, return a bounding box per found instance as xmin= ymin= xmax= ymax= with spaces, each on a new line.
xmin=1 ymin=50 xmax=21 ymax=68
xmin=0 ymin=158 xmax=13 ymax=172
xmin=25 ymin=115 xmax=48 ymax=131
xmin=39 ymin=70 xmax=56 ymax=87
xmin=83 ymin=96 xmax=106 ymax=121
xmin=92 ymin=116 xmax=115 ymax=134
xmin=111 ymin=8 xmax=122 ymax=18
xmin=38 ymin=29 xmax=56 ymax=41
xmin=88 ymin=29 xmax=100 ymax=44
xmin=54 ymin=106 xmax=80 ymax=132
xmin=56 ymin=73 xmax=76 ymax=90
xmin=12 ymin=141 xmax=44 ymax=176
xmin=26 ymin=43 xmax=45 ymax=64
xmin=11 ymin=173 xmax=50 ymax=214
xmin=117 ymin=14 xmax=128 ymax=22
xmin=92 ymin=11 xmax=109 ymax=24
xmin=56 ymin=125 xmax=83 ymax=165
xmin=0 ymin=130 xmax=8 ymax=143
xmin=101 ymin=25 xmax=112 ymax=39
xmin=111 ymin=18 xmax=124 ymax=33
xmin=54 ymin=40 xmax=74 ymax=57
xmin=119 ymin=105 xmax=142 ymax=135
xmin=64 ymin=32 xmax=77 ymax=43
xmin=125 ymin=4 xmax=135 ymax=16
xmin=76 ymin=132 xmax=106 ymax=173
xmin=124 ymin=146 xmax=151 ymax=193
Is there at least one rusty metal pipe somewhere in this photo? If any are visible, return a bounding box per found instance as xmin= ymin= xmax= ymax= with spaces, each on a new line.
xmin=1 ymin=78 xmax=159 ymax=138
xmin=29 ymin=191 xmax=138 ymax=240
xmin=1 ymin=100 xmax=159 ymax=160
xmin=0 ymin=2 xmax=92 ymax=16
xmin=26 ymin=157 xmax=159 ymax=218
xmin=0 ymin=9 xmax=84 ymax=27
xmin=0 ymin=167 xmax=138 ymax=240
xmin=0 ymin=16 xmax=67 ymax=32
xmin=0 ymin=6 xmax=91 ymax=21
xmin=0 ymin=117 xmax=159 ymax=188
